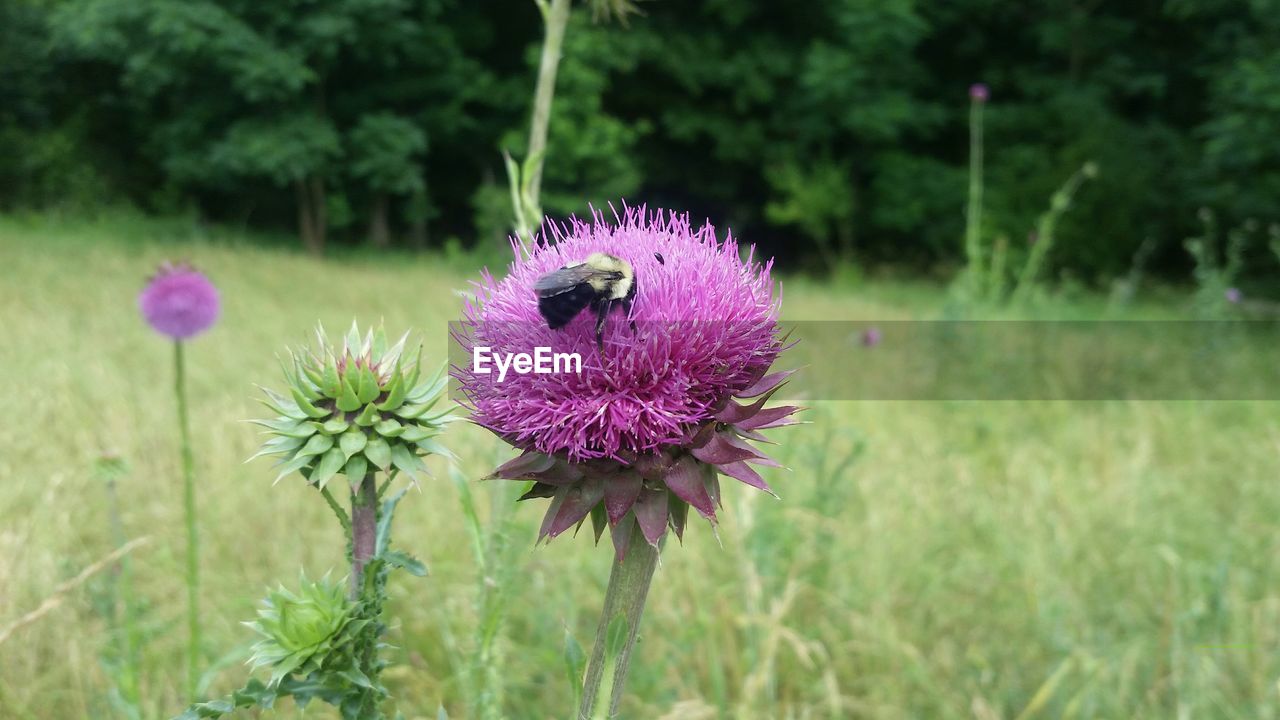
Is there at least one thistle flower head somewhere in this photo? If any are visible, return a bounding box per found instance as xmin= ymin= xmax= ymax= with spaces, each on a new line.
xmin=1225 ymin=287 xmax=1243 ymax=304
xmin=252 ymin=322 xmax=456 ymax=489
xmin=970 ymin=83 xmax=989 ymax=102
xmin=246 ymin=574 xmax=358 ymax=684
xmin=456 ymin=206 xmax=799 ymax=557
xmin=138 ymin=262 xmax=220 ymax=339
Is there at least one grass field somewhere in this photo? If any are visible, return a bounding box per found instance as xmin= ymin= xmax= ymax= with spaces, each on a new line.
xmin=2 ymin=213 xmax=1278 ymax=719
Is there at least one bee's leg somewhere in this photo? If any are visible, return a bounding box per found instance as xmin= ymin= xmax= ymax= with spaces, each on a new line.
xmin=621 ymin=297 xmax=636 ymax=333
xmin=594 ymin=301 xmax=610 ymax=352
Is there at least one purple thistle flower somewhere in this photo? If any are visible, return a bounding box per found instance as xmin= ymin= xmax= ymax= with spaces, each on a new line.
xmin=970 ymin=83 xmax=989 ymax=102
xmin=138 ymin=262 xmax=220 ymax=340
xmin=1225 ymin=287 xmax=1242 ymax=304
xmin=862 ymin=326 xmax=882 ymax=347
xmin=455 ymin=206 xmax=799 ymax=556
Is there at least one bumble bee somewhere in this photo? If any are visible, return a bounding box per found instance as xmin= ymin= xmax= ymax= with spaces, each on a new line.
xmin=534 ymin=252 xmax=643 ymax=350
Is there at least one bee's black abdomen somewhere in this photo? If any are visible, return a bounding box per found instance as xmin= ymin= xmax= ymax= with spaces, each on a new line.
xmin=539 ymin=283 xmax=595 ymax=329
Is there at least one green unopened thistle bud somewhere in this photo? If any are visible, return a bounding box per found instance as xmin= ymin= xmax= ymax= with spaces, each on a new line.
xmin=246 ymin=574 xmax=356 ymax=684
xmin=252 ymin=322 xmax=456 ymax=489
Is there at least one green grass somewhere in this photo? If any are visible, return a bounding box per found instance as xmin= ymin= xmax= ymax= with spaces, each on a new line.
xmin=1 ymin=213 xmax=1278 ymax=719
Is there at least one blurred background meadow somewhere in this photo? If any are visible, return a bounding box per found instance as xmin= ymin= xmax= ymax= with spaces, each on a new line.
xmin=2 ymin=1 xmax=1280 ymax=719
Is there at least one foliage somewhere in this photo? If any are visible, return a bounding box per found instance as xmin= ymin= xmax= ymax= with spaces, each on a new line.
xmin=2 ymin=0 xmax=1279 ymax=277
xmin=1184 ymin=209 xmax=1252 ymax=319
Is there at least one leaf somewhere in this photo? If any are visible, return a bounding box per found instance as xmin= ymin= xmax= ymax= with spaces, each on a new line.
xmin=662 ymin=455 xmax=715 ymax=518
xmin=344 ymin=321 xmax=362 ymax=357
xmin=246 ymin=435 xmax=305 ymax=461
xmin=718 ymin=461 xmax=775 ymax=496
xmin=590 ymin=503 xmax=608 ymax=542
xmin=363 ymin=437 xmax=392 ymax=470
xmin=336 ymin=376 xmax=362 ymax=412
xmin=376 ymin=487 xmax=410 ymax=555
xmin=564 ymin=628 xmax=587 ymax=708
xmin=415 ymin=437 xmax=457 ymax=460
xmin=272 ymin=454 xmax=313 ymax=484
xmin=489 ymin=451 xmax=555 ymax=480
xmin=320 ymin=352 xmax=341 ymax=396
xmin=355 ymin=402 xmax=380 ymax=426
xmin=544 ymin=477 xmax=604 ymax=539
xmin=690 ymin=431 xmax=769 ymax=466
xmin=356 ymin=366 xmax=380 ymax=404
xmin=289 ymin=386 xmax=329 ymax=419
xmin=310 ymin=447 xmax=346 ymax=489
xmin=321 ymin=417 xmax=349 ymax=435
xmin=296 ymin=432 xmax=335 ymax=459
xmin=258 ymin=386 xmax=307 ymax=420
xmin=344 ymin=454 xmax=367 ymax=482
xmin=377 ymin=371 xmax=406 ymax=411
xmin=338 ymin=428 xmax=367 ymax=459
xmin=668 ymin=496 xmax=689 ymax=540
xmin=399 ymin=424 xmax=435 ymax=443
xmin=604 ymin=613 xmax=628 ymax=659
xmin=735 ymin=369 xmax=797 ymax=398
xmin=382 ymin=549 xmax=427 ymax=576
xmin=390 ymin=443 xmax=428 ymax=479
xmin=374 ymin=418 xmax=405 ymax=438
xmin=603 ymin=471 xmax=643 ymax=523
xmin=248 ymin=417 xmax=313 ymax=436
xmin=632 ymin=486 xmax=669 ymax=547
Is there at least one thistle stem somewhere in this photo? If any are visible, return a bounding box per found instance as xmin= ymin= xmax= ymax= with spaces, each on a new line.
xmin=349 ymin=472 xmax=378 ymax=599
xmin=526 ymin=0 xmax=571 ymax=212
xmin=965 ymin=96 xmax=986 ymax=299
xmin=578 ymin=521 xmax=661 ymax=719
xmin=174 ymin=340 xmax=200 ymax=698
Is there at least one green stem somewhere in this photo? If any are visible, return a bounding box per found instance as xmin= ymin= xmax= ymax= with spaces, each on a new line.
xmin=965 ymin=98 xmax=985 ymax=299
xmin=175 ymin=341 xmax=200 ymax=699
xmin=578 ymin=521 xmax=661 ymax=719
xmin=526 ymin=0 xmax=571 ymax=213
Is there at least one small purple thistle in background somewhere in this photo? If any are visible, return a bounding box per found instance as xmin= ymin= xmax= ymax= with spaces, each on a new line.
xmin=139 ymin=260 xmax=219 ymax=697
xmin=138 ymin=262 xmax=220 ymax=339
xmin=1225 ymin=287 xmax=1242 ymax=304
xmin=862 ymin=326 xmax=882 ymax=347
xmin=969 ymin=83 xmax=989 ymax=103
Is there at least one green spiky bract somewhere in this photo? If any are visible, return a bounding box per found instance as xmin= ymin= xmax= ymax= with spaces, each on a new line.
xmin=251 ymin=322 xmax=457 ymax=491
xmin=175 ymin=323 xmax=449 ymax=720
xmin=246 ymin=574 xmax=356 ymax=686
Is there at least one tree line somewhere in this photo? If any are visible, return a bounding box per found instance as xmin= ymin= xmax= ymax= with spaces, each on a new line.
xmin=2 ymin=0 xmax=1278 ymax=281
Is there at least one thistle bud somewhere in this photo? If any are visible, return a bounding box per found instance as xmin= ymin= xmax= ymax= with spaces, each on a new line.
xmin=246 ymin=574 xmax=356 ymax=684
xmin=252 ymin=322 xmax=456 ymax=489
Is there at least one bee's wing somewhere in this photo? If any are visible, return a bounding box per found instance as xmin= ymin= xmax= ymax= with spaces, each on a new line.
xmin=534 ymin=265 xmax=602 ymax=297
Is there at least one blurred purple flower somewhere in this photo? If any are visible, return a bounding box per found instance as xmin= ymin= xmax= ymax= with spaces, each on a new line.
xmin=862 ymin=326 xmax=882 ymax=347
xmin=1225 ymin=287 xmax=1242 ymax=304
xmin=138 ymin=262 xmax=220 ymax=339
xmin=455 ymin=206 xmax=799 ymax=554
xmin=969 ymin=83 xmax=989 ymax=102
